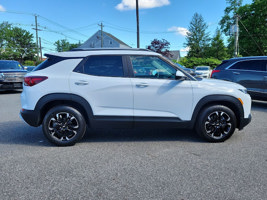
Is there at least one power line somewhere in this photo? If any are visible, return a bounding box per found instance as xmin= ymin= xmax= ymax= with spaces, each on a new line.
xmin=239 ymin=19 xmax=265 ymax=55
xmin=38 ymin=15 xmax=88 ymax=38
xmin=1 ymin=10 xmax=89 ymax=39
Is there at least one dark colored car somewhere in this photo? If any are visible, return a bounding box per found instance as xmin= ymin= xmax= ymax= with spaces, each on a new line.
xmin=0 ymin=60 xmax=27 ymax=91
xmin=211 ymin=56 xmax=267 ymax=100
xmin=24 ymin=66 xmax=35 ymax=72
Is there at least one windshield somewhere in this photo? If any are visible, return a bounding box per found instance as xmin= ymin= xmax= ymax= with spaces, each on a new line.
xmin=0 ymin=61 xmax=23 ymax=70
xmin=196 ymin=67 xmax=209 ymax=70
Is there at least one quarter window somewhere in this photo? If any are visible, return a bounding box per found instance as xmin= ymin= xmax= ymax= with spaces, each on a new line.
xmin=230 ymin=60 xmax=265 ymax=71
xmin=129 ymin=56 xmax=177 ymax=79
xmin=82 ymin=56 xmax=124 ymax=77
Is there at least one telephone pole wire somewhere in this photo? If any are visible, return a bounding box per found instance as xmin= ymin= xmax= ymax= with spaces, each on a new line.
xmin=136 ymin=0 xmax=140 ymax=48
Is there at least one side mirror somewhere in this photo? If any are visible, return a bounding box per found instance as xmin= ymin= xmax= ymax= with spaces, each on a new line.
xmin=175 ymin=70 xmax=186 ymax=80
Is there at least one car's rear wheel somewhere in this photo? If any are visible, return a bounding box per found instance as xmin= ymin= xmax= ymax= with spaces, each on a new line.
xmin=42 ymin=106 xmax=86 ymax=146
xmin=196 ymin=105 xmax=236 ymax=142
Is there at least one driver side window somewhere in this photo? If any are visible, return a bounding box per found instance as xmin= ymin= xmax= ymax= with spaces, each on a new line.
xmin=129 ymin=56 xmax=176 ymax=79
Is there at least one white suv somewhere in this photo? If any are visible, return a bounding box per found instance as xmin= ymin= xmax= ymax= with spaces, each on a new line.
xmin=20 ymin=48 xmax=252 ymax=146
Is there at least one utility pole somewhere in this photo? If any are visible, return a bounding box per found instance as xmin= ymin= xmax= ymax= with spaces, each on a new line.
xmin=234 ymin=15 xmax=239 ymax=57
xmin=98 ymin=22 xmax=104 ymax=48
xmin=39 ymin=37 xmax=42 ymax=61
xmin=34 ymin=15 xmax=39 ymax=61
xmin=136 ymin=0 xmax=140 ymax=48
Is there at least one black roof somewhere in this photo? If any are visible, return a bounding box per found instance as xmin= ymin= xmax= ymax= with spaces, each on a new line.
xmin=70 ymin=48 xmax=151 ymax=52
xmin=0 ymin=60 xmax=19 ymax=62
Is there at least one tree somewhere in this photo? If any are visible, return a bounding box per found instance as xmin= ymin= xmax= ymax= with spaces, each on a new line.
xmin=0 ymin=22 xmax=36 ymax=61
xmin=219 ymin=0 xmax=243 ymax=35
xmin=185 ymin=13 xmax=210 ymax=58
xmin=54 ymin=39 xmax=80 ymax=52
xmin=207 ymin=29 xmax=229 ymax=60
xmin=237 ymin=0 xmax=267 ymax=56
xmin=0 ymin=22 xmax=11 ymax=49
xmin=219 ymin=0 xmax=243 ymax=57
xmin=147 ymin=39 xmax=171 ymax=57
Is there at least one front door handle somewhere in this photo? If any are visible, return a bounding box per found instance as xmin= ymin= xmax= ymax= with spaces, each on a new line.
xmin=233 ymin=72 xmax=240 ymax=75
xmin=136 ymin=83 xmax=149 ymax=88
xmin=75 ymin=80 xmax=89 ymax=86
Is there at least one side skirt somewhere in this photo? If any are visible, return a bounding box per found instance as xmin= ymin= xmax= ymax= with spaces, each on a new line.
xmin=92 ymin=116 xmax=192 ymax=129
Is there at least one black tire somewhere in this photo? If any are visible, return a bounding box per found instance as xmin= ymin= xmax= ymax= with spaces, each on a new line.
xmin=195 ymin=105 xmax=237 ymax=142
xmin=42 ymin=106 xmax=86 ymax=146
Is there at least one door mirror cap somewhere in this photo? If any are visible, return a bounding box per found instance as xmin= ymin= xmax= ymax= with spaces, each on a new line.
xmin=175 ymin=70 xmax=186 ymax=80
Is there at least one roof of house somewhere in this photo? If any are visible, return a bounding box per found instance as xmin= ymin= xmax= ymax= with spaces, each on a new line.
xmin=103 ymin=31 xmax=131 ymax=48
xmin=79 ymin=30 xmax=131 ymax=48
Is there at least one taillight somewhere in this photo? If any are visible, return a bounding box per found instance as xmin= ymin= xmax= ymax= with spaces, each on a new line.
xmin=210 ymin=70 xmax=221 ymax=77
xmin=24 ymin=76 xmax=48 ymax=86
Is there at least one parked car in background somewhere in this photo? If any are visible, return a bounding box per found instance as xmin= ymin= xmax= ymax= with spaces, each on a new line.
xmin=211 ymin=56 xmax=267 ymax=101
xmin=0 ymin=60 xmax=27 ymax=91
xmin=194 ymin=66 xmax=211 ymax=78
xmin=175 ymin=63 xmax=196 ymax=76
xmin=24 ymin=66 xmax=35 ymax=72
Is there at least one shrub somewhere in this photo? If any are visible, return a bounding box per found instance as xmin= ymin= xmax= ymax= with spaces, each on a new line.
xmin=176 ymin=57 xmax=222 ymax=69
xmin=24 ymin=60 xmax=35 ymax=66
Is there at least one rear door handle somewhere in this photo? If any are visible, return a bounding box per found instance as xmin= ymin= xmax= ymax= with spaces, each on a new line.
xmin=136 ymin=83 xmax=149 ymax=88
xmin=233 ymin=72 xmax=240 ymax=75
xmin=75 ymin=80 xmax=89 ymax=86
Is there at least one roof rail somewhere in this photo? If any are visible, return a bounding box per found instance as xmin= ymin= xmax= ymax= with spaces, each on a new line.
xmin=229 ymin=56 xmax=267 ymax=60
xmin=69 ymin=48 xmax=151 ymax=52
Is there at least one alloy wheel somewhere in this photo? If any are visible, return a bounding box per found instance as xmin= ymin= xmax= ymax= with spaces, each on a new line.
xmin=204 ymin=111 xmax=232 ymax=139
xmin=48 ymin=112 xmax=79 ymax=141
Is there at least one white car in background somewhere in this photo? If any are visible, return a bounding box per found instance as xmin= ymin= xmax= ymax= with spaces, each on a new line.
xmin=194 ymin=66 xmax=212 ymax=78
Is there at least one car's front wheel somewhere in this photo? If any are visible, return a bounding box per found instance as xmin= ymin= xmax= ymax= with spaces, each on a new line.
xmin=42 ymin=106 xmax=86 ymax=146
xmin=196 ymin=105 xmax=237 ymax=142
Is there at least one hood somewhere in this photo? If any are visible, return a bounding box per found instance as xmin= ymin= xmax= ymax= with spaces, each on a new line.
xmin=199 ymin=78 xmax=246 ymax=90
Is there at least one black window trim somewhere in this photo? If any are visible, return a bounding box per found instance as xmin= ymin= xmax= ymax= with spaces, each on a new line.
xmin=73 ymin=55 xmax=129 ymax=78
xmin=226 ymin=59 xmax=267 ymax=72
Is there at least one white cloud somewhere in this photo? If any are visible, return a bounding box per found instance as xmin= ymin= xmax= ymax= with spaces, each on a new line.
xmin=168 ymin=26 xmax=189 ymax=37
xmin=116 ymin=0 xmax=170 ymax=11
xmin=0 ymin=5 xmax=6 ymax=12
xmin=180 ymin=46 xmax=190 ymax=52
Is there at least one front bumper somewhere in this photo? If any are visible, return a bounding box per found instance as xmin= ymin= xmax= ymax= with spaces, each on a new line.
xmin=20 ymin=109 xmax=41 ymax=127
xmin=239 ymin=114 xmax=252 ymax=130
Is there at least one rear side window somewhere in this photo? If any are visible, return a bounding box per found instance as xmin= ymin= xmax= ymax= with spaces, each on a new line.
xmin=230 ymin=60 xmax=265 ymax=71
xmin=33 ymin=57 xmax=64 ymax=71
xmin=81 ymin=56 xmax=124 ymax=77
xmin=215 ymin=60 xmax=230 ymax=70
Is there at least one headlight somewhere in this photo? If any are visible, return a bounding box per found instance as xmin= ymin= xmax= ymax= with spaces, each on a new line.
xmin=238 ymin=89 xmax=247 ymax=94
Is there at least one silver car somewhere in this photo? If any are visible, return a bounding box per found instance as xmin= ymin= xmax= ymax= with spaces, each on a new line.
xmin=194 ymin=66 xmax=211 ymax=78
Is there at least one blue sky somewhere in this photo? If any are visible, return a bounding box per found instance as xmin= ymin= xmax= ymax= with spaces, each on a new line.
xmin=0 ymin=0 xmax=252 ymax=56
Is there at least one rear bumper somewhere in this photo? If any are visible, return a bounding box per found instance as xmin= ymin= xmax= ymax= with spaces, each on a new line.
xmin=20 ymin=109 xmax=41 ymax=127
xmin=0 ymin=82 xmax=23 ymax=90
xmin=239 ymin=114 xmax=252 ymax=130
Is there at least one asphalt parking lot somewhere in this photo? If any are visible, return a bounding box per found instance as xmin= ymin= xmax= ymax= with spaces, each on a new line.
xmin=0 ymin=91 xmax=266 ymax=200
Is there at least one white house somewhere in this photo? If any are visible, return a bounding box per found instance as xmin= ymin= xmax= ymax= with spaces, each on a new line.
xmin=79 ymin=30 xmax=131 ymax=48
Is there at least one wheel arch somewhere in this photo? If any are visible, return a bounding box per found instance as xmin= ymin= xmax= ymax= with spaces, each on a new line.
xmin=35 ymin=93 xmax=94 ymax=127
xmin=191 ymin=95 xmax=244 ymax=129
